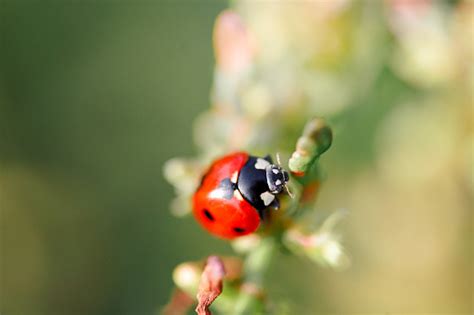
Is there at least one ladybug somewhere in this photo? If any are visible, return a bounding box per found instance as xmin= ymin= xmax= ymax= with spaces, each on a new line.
xmin=193 ymin=152 xmax=290 ymax=239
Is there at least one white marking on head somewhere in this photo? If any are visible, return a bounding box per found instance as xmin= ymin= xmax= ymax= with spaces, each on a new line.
xmin=272 ymin=168 xmax=279 ymax=174
xmin=255 ymin=158 xmax=270 ymax=170
xmin=275 ymin=179 xmax=282 ymax=185
xmin=260 ymin=191 xmax=275 ymax=206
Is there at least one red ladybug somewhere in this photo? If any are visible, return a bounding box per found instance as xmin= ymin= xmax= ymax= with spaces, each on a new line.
xmin=193 ymin=152 xmax=290 ymax=239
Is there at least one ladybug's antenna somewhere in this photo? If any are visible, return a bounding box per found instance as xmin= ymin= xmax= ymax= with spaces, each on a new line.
xmin=276 ymin=152 xmax=282 ymax=166
xmin=285 ymin=184 xmax=294 ymax=199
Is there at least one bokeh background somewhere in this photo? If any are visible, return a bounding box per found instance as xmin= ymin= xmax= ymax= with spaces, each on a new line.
xmin=1 ymin=1 xmax=472 ymax=315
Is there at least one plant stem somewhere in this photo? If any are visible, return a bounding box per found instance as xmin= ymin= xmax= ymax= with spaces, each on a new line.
xmin=232 ymin=237 xmax=277 ymax=315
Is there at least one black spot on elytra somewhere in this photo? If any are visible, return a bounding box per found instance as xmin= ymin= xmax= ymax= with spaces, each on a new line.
xmin=203 ymin=209 xmax=214 ymax=221
xmin=233 ymin=227 xmax=245 ymax=233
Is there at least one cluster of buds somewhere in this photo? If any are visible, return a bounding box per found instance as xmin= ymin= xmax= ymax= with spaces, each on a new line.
xmin=283 ymin=210 xmax=349 ymax=269
xmin=163 ymin=256 xmax=267 ymax=315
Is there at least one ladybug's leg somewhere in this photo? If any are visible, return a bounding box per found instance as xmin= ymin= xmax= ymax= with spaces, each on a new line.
xmin=257 ymin=197 xmax=280 ymax=222
xmin=269 ymin=197 xmax=280 ymax=210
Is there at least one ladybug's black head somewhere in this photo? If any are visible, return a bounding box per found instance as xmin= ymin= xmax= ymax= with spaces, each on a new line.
xmin=265 ymin=164 xmax=290 ymax=195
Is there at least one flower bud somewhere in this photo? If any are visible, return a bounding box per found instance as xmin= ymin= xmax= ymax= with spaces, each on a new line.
xmin=172 ymin=262 xmax=202 ymax=296
xmin=289 ymin=117 xmax=332 ymax=175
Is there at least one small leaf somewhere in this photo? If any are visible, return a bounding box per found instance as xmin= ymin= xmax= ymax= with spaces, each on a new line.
xmin=283 ymin=210 xmax=350 ymax=269
xmin=163 ymin=158 xmax=204 ymax=217
xmin=195 ymin=256 xmax=226 ymax=315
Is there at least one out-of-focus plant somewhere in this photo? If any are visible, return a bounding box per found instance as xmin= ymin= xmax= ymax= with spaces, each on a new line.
xmin=162 ymin=0 xmax=473 ymax=313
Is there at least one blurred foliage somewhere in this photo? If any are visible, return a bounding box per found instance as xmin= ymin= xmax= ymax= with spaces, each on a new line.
xmin=1 ymin=1 xmax=472 ymax=315
xmin=1 ymin=2 xmax=228 ymax=315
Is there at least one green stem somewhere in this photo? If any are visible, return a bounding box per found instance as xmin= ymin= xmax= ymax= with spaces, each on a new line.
xmin=232 ymin=237 xmax=277 ymax=315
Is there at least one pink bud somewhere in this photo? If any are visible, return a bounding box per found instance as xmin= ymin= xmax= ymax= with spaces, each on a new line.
xmin=213 ymin=10 xmax=256 ymax=74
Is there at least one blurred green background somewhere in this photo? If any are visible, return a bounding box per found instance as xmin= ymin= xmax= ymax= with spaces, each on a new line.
xmin=1 ymin=2 xmax=229 ymax=314
xmin=1 ymin=1 xmax=472 ymax=315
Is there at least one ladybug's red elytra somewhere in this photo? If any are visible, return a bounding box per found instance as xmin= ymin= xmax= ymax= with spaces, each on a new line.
xmin=193 ymin=152 xmax=290 ymax=239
